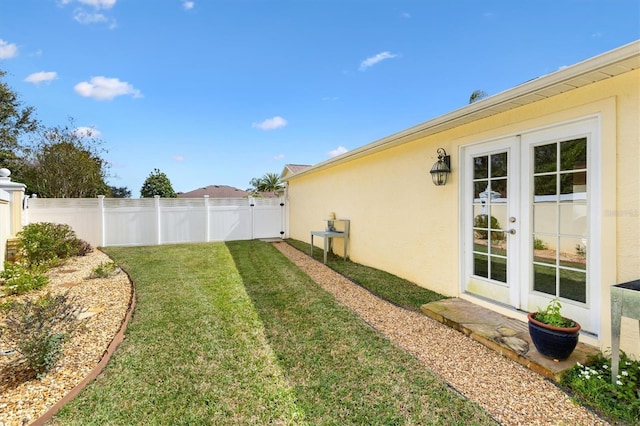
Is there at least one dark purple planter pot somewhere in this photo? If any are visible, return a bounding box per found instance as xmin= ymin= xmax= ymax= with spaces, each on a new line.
xmin=527 ymin=312 xmax=581 ymax=360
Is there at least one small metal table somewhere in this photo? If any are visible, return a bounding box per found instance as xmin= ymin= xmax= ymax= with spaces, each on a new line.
xmin=611 ymin=279 xmax=640 ymax=384
xmin=310 ymin=219 xmax=349 ymax=264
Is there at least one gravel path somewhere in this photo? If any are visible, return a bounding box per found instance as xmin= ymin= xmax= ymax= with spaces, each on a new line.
xmin=273 ymin=242 xmax=609 ymax=426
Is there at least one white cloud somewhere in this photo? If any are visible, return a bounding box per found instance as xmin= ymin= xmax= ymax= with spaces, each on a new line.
xmin=73 ymin=126 xmax=101 ymax=138
xmin=273 ymin=154 xmax=285 ymax=160
xmin=252 ymin=116 xmax=287 ymax=131
xmin=74 ymin=76 xmax=142 ymax=100
xmin=401 ymin=12 xmax=411 ymax=18
xmin=0 ymin=39 xmax=18 ymax=59
xmin=359 ymin=51 xmax=398 ymax=71
xmin=173 ymin=155 xmax=185 ymax=162
xmin=183 ymin=1 xmax=195 ymax=10
xmin=73 ymin=10 xmax=108 ymax=24
xmin=24 ymin=71 xmax=58 ymax=84
xmin=61 ymin=0 xmax=116 ymax=9
xmin=60 ymin=0 xmax=117 ymax=27
xmin=328 ymin=146 xmax=348 ymax=158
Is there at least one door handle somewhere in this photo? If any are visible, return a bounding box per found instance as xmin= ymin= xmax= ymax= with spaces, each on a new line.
xmin=507 ymin=229 xmax=516 ymax=235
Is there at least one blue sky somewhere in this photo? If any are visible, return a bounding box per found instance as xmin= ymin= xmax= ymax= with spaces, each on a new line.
xmin=0 ymin=0 xmax=638 ymax=195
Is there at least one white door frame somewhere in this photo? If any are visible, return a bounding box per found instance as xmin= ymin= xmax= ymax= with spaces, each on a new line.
xmin=459 ymin=115 xmax=602 ymax=335
xmin=460 ymin=136 xmax=520 ymax=308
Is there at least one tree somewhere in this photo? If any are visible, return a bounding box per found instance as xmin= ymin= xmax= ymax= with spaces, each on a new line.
xmin=21 ymin=120 xmax=110 ymax=198
xmin=0 ymin=69 xmax=39 ymax=174
xmin=140 ymin=168 xmax=177 ymax=198
xmin=248 ymin=172 xmax=284 ymax=193
xmin=108 ymin=186 xmax=132 ymax=198
xmin=469 ymin=89 xmax=488 ymax=104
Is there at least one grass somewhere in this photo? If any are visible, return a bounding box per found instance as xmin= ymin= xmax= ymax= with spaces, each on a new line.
xmin=285 ymin=239 xmax=446 ymax=310
xmin=53 ymin=241 xmax=495 ymax=425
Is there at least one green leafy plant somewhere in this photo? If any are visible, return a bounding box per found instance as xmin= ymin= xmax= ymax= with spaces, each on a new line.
xmin=89 ymin=261 xmax=119 ymax=278
xmin=2 ymin=292 xmax=81 ymax=378
xmin=562 ymin=352 xmax=640 ymax=424
xmin=17 ymin=222 xmax=88 ymax=267
xmin=473 ymin=214 xmax=502 ymax=240
xmin=533 ymin=298 xmax=576 ymax=328
xmin=533 ymin=237 xmax=548 ymax=250
xmin=0 ymin=261 xmax=49 ymax=296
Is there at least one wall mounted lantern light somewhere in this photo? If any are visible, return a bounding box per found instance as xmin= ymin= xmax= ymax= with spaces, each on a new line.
xmin=430 ymin=148 xmax=451 ymax=186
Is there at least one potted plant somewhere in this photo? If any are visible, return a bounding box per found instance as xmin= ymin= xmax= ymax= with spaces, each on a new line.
xmin=528 ymin=298 xmax=581 ymax=360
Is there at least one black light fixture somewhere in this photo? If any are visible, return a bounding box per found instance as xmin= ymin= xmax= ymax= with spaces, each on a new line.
xmin=430 ymin=148 xmax=451 ymax=186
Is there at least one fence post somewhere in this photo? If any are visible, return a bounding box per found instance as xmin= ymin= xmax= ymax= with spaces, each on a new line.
xmin=279 ymin=196 xmax=285 ymax=239
xmin=98 ymin=195 xmax=106 ymax=247
xmin=155 ymin=195 xmax=161 ymax=245
xmin=249 ymin=196 xmax=255 ymax=239
xmin=204 ymin=195 xmax=210 ymax=242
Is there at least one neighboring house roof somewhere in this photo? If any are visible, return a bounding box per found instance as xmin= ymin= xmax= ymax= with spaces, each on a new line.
xmin=283 ymin=40 xmax=639 ymax=181
xmin=281 ymin=164 xmax=312 ymax=180
xmin=178 ymin=185 xmax=250 ymax=198
xmin=177 ymin=185 xmax=280 ymax=199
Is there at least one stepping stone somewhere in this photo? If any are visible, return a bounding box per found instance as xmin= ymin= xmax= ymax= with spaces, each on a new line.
xmin=77 ymin=306 xmax=105 ymax=320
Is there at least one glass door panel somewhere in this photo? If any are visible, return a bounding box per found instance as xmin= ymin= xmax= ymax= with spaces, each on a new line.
xmin=531 ymin=138 xmax=588 ymax=305
xmin=465 ymin=141 xmax=516 ymax=306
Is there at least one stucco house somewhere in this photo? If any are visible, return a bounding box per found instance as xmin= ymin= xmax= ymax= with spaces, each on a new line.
xmin=282 ymin=41 xmax=640 ymax=357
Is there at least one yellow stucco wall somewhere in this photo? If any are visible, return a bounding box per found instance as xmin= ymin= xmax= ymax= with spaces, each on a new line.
xmin=286 ymin=68 xmax=639 ymax=356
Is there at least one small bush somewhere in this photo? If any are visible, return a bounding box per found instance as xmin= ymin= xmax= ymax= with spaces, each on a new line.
xmin=74 ymin=239 xmax=93 ymax=257
xmin=17 ymin=222 xmax=84 ymax=267
xmin=89 ymin=261 xmax=119 ymax=279
xmin=2 ymin=292 xmax=81 ymax=378
xmin=533 ymin=238 xmax=548 ymax=250
xmin=473 ymin=214 xmax=503 ymax=240
xmin=0 ymin=261 xmax=49 ymax=296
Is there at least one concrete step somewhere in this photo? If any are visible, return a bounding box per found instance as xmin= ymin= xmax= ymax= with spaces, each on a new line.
xmin=420 ymin=298 xmax=600 ymax=382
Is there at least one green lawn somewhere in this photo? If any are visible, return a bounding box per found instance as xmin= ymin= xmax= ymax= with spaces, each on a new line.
xmin=285 ymin=238 xmax=446 ymax=310
xmin=52 ymin=241 xmax=495 ymax=425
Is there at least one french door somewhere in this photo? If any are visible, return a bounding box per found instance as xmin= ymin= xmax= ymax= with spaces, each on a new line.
xmin=462 ymin=118 xmax=599 ymax=334
xmin=462 ymin=138 xmax=520 ymax=307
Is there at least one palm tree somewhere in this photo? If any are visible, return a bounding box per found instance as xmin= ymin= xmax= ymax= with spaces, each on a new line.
xmin=249 ymin=172 xmax=284 ymax=193
xmin=469 ymin=89 xmax=488 ymax=104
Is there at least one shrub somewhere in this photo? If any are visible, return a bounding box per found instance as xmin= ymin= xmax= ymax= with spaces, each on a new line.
xmin=89 ymin=261 xmax=119 ymax=279
xmin=473 ymin=214 xmax=502 ymax=240
xmin=2 ymin=292 xmax=81 ymax=378
xmin=17 ymin=222 xmax=84 ymax=267
xmin=0 ymin=261 xmax=49 ymax=296
xmin=533 ymin=237 xmax=548 ymax=250
xmin=74 ymin=239 xmax=93 ymax=257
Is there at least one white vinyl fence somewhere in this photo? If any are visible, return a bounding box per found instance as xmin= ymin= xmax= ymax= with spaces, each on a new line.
xmin=24 ymin=196 xmax=285 ymax=247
